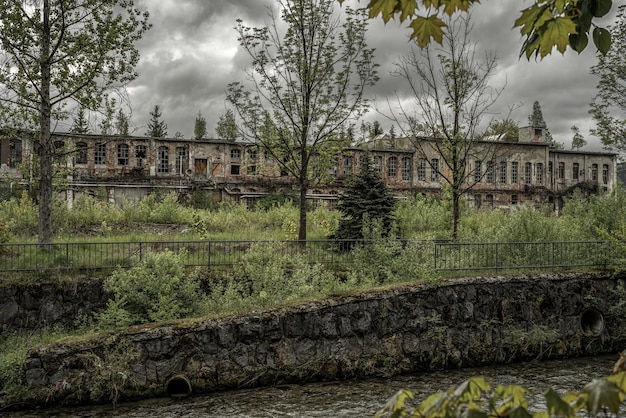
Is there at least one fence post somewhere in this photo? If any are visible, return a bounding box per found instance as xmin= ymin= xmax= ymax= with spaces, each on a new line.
xmin=495 ymin=242 xmax=499 ymax=273
xmin=552 ymin=242 xmax=555 ymax=271
xmin=433 ymin=242 xmax=438 ymax=271
xmin=139 ymin=241 xmax=143 ymax=262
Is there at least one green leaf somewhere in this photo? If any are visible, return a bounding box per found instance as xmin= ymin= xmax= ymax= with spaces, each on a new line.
xmin=544 ymin=388 xmax=575 ymax=417
xmin=367 ymin=0 xmax=399 ymax=22
xmin=582 ymin=378 xmax=623 ymax=415
xmin=569 ymin=32 xmax=588 ymax=53
xmin=398 ymin=0 xmax=418 ymax=22
xmin=592 ymin=27 xmax=612 ymax=55
xmin=505 ymin=405 xmax=533 ymax=418
xmin=409 ymin=15 xmax=447 ymax=48
xmin=539 ymin=17 xmax=578 ymax=56
xmin=593 ymin=0 xmax=613 ymax=17
xmin=513 ymin=4 xmax=552 ymax=36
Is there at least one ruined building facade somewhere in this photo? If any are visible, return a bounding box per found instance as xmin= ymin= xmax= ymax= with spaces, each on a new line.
xmin=0 ymin=126 xmax=618 ymax=210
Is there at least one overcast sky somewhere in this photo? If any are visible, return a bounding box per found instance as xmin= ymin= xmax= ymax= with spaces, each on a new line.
xmin=86 ymin=0 xmax=619 ymax=150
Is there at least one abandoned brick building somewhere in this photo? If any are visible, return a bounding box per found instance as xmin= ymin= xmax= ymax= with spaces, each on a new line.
xmin=0 ymin=126 xmax=618 ymax=210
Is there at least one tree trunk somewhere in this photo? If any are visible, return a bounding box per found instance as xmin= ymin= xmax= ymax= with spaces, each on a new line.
xmin=298 ymin=181 xmax=307 ymax=244
xmin=38 ymin=0 xmax=54 ymax=245
xmin=452 ymin=190 xmax=460 ymax=241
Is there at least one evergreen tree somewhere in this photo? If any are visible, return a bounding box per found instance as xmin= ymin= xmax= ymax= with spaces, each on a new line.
xmin=371 ymin=120 xmax=384 ymax=137
xmin=145 ymin=105 xmax=168 ymax=138
xmin=194 ymin=110 xmax=207 ymax=139
xmin=115 ymin=109 xmax=130 ymax=136
xmin=70 ymin=108 xmax=90 ymax=134
xmin=527 ymin=101 xmax=556 ymax=145
xmin=333 ymin=156 xmax=395 ymax=243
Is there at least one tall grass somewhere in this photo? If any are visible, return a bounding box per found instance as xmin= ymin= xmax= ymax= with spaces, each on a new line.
xmin=0 ymin=187 xmax=625 ymax=243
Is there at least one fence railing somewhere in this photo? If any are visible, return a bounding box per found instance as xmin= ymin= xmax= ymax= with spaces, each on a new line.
xmin=0 ymin=239 xmax=623 ymax=274
xmin=433 ymin=241 xmax=626 ymax=272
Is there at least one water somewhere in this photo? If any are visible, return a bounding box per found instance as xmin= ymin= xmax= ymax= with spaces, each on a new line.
xmin=12 ymin=354 xmax=617 ymax=417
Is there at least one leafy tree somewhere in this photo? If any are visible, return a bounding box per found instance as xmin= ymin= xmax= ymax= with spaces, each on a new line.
xmin=194 ymin=110 xmax=207 ymax=140
xmin=390 ymin=14 xmax=503 ymax=240
xmin=0 ymin=0 xmax=150 ymax=245
xmin=227 ymin=0 xmax=378 ymax=241
xmin=70 ymin=108 xmax=90 ymax=134
xmin=590 ymin=5 xmax=626 ymax=152
xmin=333 ymin=155 xmax=395 ymax=242
xmin=115 ymin=109 xmax=130 ymax=136
xmin=338 ymin=0 xmax=613 ymax=58
xmin=485 ymin=118 xmax=519 ymax=142
xmin=571 ymin=125 xmax=587 ymax=150
xmin=216 ymin=109 xmax=238 ymax=141
xmin=145 ymin=105 xmax=168 ymax=138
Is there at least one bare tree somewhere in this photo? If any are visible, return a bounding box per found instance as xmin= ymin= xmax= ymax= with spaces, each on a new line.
xmin=390 ymin=14 xmax=503 ymax=239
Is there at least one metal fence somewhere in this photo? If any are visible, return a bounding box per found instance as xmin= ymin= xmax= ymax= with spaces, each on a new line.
xmin=433 ymin=240 xmax=626 ymax=272
xmin=0 ymin=239 xmax=623 ymax=273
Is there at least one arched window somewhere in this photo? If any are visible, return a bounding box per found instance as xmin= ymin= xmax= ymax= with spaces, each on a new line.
xmin=95 ymin=143 xmax=106 ymax=165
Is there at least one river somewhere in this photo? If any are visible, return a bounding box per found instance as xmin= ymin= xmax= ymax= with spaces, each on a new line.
xmin=12 ymin=354 xmax=618 ymax=417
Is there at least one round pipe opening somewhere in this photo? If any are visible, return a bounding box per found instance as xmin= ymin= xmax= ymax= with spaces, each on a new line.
xmin=165 ymin=374 xmax=192 ymax=398
xmin=580 ymin=308 xmax=604 ymax=336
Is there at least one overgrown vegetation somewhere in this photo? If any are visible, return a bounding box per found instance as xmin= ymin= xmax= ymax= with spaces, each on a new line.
xmin=1 ymin=187 xmax=626 ymax=243
xmin=97 ymin=250 xmax=206 ymax=328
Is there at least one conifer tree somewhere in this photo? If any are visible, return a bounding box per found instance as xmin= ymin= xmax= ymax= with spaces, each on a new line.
xmin=70 ymin=108 xmax=90 ymax=134
xmin=528 ymin=101 xmax=556 ymax=145
xmin=333 ymin=156 xmax=395 ymax=242
xmin=145 ymin=105 xmax=168 ymax=138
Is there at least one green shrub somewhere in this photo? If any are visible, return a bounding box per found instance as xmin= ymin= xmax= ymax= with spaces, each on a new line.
xmin=97 ymin=250 xmax=206 ymax=328
xmin=347 ymin=219 xmax=438 ymax=286
xmin=205 ymin=242 xmax=342 ymax=313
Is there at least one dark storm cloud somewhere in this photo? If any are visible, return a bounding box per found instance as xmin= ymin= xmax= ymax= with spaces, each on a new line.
xmin=124 ymin=0 xmax=618 ymax=149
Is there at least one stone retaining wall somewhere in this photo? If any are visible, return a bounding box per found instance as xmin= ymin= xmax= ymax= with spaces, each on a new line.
xmin=0 ymin=280 xmax=106 ymax=333
xmin=10 ymin=272 xmax=626 ymax=408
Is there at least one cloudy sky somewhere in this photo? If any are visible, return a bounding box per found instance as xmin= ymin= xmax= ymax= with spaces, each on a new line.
xmin=97 ymin=0 xmax=619 ymax=150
